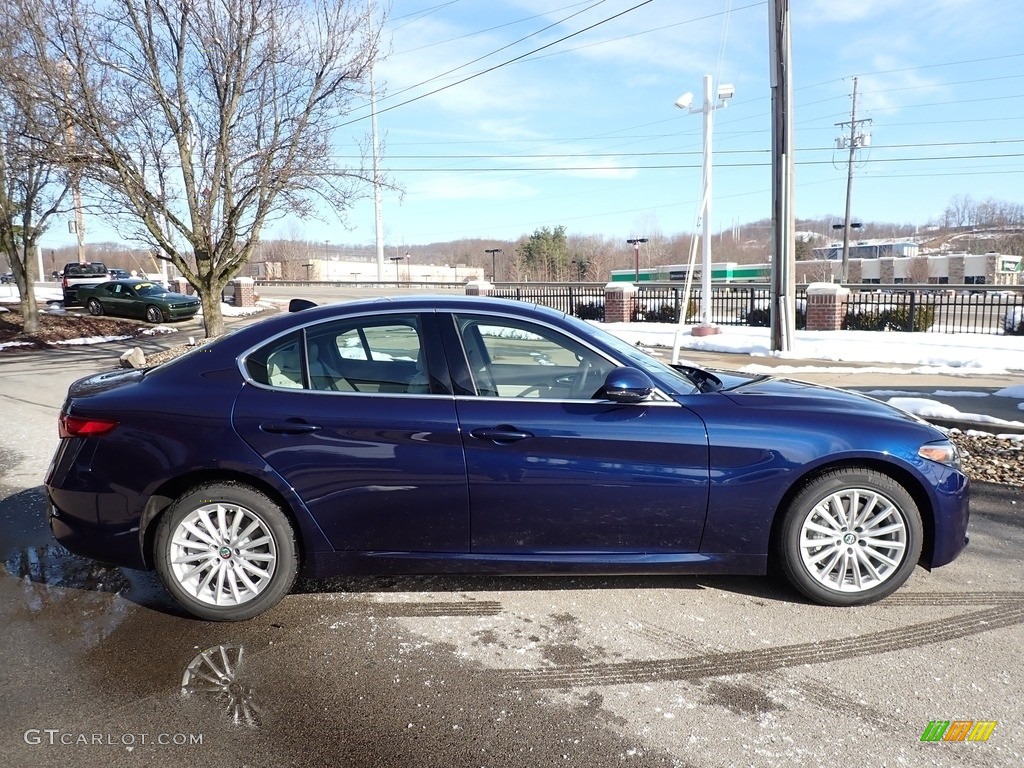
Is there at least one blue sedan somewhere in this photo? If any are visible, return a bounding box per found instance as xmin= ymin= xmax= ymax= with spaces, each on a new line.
xmin=45 ymin=296 xmax=969 ymax=620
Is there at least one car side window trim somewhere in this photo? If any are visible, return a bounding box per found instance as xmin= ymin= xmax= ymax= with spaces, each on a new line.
xmin=239 ymin=310 xmax=454 ymax=397
xmin=443 ymin=311 xmax=673 ymax=403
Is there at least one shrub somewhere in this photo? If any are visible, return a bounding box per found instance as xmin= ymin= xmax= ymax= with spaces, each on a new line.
xmin=632 ymin=302 xmax=678 ymax=323
xmin=574 ymin=301 xmax=604 ymax=321
xmin=842 ymin=305 xmax=934 ymax=332
xmin=745 ymin=307 xmax=806 ymax=329
xmin=1004 ymin=307 xmax=1024 ymax=335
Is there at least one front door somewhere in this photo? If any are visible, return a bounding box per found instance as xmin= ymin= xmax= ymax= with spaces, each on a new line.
xmin=448 ymin=313 xmax=710 ymax=554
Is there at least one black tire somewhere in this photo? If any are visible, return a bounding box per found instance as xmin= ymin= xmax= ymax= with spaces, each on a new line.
xmin=154 ymin=482 xmax=298 ymax=621
xmin=86 ymin=298 xmax=103 ymax=316
xmin=145 ymin=305 xmax=165 ymax=323
xmin=776 ymin=468 xmax=922 ymax=606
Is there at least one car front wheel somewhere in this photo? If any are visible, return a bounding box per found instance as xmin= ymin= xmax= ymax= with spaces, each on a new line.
xmin=86 ymin=298 xmax=103 ymax=316
xmin=776 ymin=468 xmax=923 ymax=606
xmin=154 ymin=482 xmax=298 ymax=621
xmin=145 ymin=305 xmax=165 ymax=323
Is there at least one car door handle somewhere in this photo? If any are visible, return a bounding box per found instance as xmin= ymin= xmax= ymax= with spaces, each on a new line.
xmin=470 ymin=426 xmax=533 ymax=443
xmin=260 ymin=421 xmax=322 ymax=435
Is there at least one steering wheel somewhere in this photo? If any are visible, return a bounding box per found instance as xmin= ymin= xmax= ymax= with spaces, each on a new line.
xmin=569 ymin=359 xmax=593 ymax=399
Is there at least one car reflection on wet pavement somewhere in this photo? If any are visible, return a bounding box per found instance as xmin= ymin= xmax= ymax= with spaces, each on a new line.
xmin=181 ymin=645 xmax=261 ymax=728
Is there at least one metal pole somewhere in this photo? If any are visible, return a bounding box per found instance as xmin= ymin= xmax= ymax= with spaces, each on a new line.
xmin=700 ymin=75 xmax=713 ymax=327
xmin=369 ymin=0 xmax=385 ymax=281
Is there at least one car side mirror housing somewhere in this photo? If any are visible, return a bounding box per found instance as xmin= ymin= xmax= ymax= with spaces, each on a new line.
xmin=602 ymin=367 xmax=654 ymax=404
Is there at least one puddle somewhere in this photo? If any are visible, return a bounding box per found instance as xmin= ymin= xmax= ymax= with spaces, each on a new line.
xmin=181 ymin=644 xmax=262 ymax=727
xmin=5 ymin=543 xmax=131 ymax=596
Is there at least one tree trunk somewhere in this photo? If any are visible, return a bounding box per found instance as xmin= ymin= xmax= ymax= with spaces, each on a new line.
xmin=197 ymin=284 xmax=225 ymax=338
xmin=15 ymin=251 xmax=40 ymax=334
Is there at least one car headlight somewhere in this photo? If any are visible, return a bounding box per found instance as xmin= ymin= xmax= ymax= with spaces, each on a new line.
xmin=918 ymin=439 xmax=960 ymax=468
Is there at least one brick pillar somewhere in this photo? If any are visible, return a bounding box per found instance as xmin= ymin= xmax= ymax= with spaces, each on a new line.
xmin=805 ymin=282 xmax=850 ymax=331
xmin=464 ymin=280 xmax=493 ymax=296
xmin=233 ymin=276 xmax=256 ymax=307
xmin=173 ymin=277 xmax=194 ymax=295
xmin=603 ymin=282 xmax=636 ymax=323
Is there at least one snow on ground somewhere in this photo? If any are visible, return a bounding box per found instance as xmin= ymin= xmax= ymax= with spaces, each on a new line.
xmin=601 ymin=322 xmax=1024 ymax=373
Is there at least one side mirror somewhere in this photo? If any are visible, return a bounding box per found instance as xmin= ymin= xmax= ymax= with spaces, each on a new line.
xmin=602 ymin=367 xmax=654 ymax=404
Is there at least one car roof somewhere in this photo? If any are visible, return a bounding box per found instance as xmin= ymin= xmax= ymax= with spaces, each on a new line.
xmin=287 ymin=294 xmax=569 ymax=324
xmin=223 ymin=295 xmax=578 ymax=350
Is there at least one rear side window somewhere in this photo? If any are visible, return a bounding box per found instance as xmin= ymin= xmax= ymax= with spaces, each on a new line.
xmin=246 ymin=333 xmax=303 ymax=389
xmin=244 ymin=316 xmax=445 ymax=395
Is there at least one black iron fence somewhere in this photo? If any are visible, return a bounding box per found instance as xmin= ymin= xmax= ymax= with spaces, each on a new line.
xmin=492 ymin=282 xmax=1024 ymax=336
xmin=488 ymin=283 xmax=606 ymax=319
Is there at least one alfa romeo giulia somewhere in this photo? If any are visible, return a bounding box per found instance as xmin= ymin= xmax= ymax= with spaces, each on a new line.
xmin=45 ymin=296 xmax=970 ymax=620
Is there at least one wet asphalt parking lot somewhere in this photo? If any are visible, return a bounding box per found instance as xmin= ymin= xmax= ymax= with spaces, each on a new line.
xmin=1 ymin=302 xmax=1022 ymax=768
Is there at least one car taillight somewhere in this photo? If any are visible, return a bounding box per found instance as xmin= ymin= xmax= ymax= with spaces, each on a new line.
xmin=59 ymin=413 xmax=118 ymax=438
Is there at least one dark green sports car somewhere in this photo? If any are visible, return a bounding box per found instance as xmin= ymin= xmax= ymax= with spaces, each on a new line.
xmin=78 ymin=279 xmax=201 ymax=323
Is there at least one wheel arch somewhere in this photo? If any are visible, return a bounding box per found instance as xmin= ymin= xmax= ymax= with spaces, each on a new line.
xmin=139 ymin=469 xmax=313 ymax=571
xmin=768 ymin=457 xmax=936 ymax=569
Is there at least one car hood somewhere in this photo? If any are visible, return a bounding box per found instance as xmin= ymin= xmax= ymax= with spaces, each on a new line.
xmin=155 ymin=291 xmax=199 ymax=303
xmin=714 ymin=372 xmax=929 ymax=426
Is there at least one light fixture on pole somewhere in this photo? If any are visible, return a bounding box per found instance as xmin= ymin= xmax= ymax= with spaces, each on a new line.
xmin=388 ymin=252 xmax=408 ymax=283
xmin=676 ymin=75 xmax=734 ymax=336
xmin=626 ymin=238 xmax=648 ymax=282
xmin=485 ymin=248 xmax=503 ymax=282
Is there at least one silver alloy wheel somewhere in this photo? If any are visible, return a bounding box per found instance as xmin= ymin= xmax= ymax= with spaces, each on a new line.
xmin=798 ymin=487 xmax=908 ymax=593
xmin=168 ymin=502 xmax=278 ymax=607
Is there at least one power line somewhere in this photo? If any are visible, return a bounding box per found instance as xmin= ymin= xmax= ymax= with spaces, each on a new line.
xmin=336 ymin=0 xmax=654 ymax=129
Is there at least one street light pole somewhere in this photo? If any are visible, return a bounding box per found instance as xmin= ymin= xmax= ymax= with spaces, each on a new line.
xmin=485 ymin=248 xmax=503 ymax=282
xmin=626 ymin=238 xmax=647 ymax=282
xmin=676 ymin=75 xmax=733 ymax=334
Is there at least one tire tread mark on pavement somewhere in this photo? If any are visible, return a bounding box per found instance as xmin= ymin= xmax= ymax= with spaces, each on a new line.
xmin=502 ymin=593 xmax=1024 ymax=689
xmin=341 ymin=600 xmax=503 ymax=617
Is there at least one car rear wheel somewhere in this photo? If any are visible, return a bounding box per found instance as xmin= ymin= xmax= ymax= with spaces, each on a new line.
xmin=154 ymin=482 xmax=298 ymax=621
xmin=145 ymin=305 xmax=165 ymax=323
xmin=776 ymin=468 xmax=922 ymax=606
xmin=86 ymin=298 xmax=103 ymax=316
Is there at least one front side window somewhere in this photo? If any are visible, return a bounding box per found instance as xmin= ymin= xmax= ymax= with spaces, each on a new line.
xmin=454 ymin=314 xmax=612 ymax=399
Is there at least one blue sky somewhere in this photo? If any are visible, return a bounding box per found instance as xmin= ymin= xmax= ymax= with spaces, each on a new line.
xmin=56 ymin=0 xmax=1024 ymax=250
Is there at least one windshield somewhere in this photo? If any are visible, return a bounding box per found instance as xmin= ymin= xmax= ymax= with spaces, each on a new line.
xmin=134 ymin=283 xmax=167 ymax=297
xmin=559 ymin=315 xmax=701 ymax=394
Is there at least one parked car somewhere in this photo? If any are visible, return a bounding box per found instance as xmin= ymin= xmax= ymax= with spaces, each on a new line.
xmin=76 ymin=278 xmax=200 ymax=323
xmin=0 ymin=270 xmax=12 ymax=284
xmin=61 ymin=262 xmax=110 ymax=305
xmin=108 ymin=268 xmax=132 ymax=280
xmin=45 ymin=296 xmax=970 ymax=621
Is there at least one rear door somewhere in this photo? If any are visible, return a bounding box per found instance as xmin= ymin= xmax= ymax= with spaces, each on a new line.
xmin=232 ymin=311 xmax=470 ymax=553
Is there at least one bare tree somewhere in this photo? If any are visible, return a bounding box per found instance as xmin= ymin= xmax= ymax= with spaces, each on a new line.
xmin=24 ymin=0 xmax=382 ymax=336
xmin=0 ymin=10 xmax=72 ymax=333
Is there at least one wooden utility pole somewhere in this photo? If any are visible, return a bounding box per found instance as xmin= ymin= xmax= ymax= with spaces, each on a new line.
xmin=836 ymin=77 xmax=872 ymax=282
